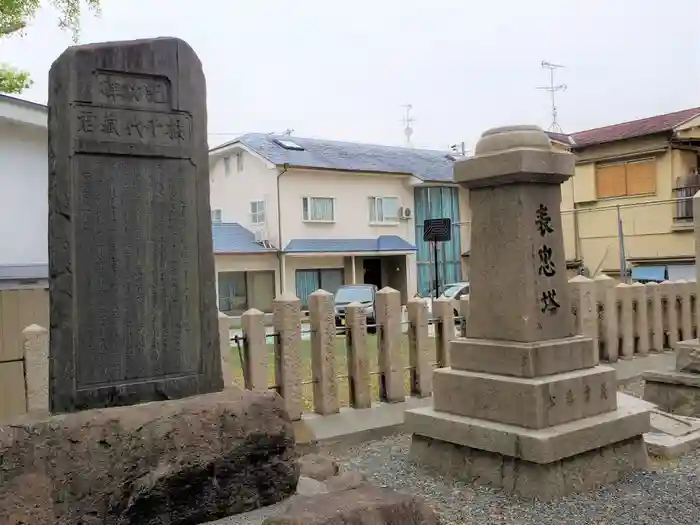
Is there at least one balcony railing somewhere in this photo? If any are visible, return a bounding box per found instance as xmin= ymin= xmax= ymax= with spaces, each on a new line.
xmin=673 ymin=173 xmax=700 ymax=221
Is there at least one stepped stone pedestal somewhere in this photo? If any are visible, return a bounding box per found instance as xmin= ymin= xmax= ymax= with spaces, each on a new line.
xmin=405 ymin=125 xmax=650 ymax=500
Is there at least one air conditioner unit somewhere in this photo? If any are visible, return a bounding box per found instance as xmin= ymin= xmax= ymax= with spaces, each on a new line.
xmin=399 ymin=207 xmax=413 ymax=220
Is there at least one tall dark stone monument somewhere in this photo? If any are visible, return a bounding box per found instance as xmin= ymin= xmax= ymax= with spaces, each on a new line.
xmin=48 ymin=37 xmax=223 ymax=413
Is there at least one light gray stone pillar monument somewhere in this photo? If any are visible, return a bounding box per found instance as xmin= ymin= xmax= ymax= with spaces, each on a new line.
xmin=643 ymin=190 xmax=700 ymax=416
xmin=405 ymin=125 xmax=650 ymax=499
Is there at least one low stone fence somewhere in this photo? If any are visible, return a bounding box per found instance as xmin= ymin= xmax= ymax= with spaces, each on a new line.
xmin=3 ymin=276 xmax=696 ymax=424
xmin=571 ymin=275 xmax=698 ymax=362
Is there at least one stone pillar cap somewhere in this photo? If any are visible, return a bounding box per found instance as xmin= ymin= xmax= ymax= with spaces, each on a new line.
xmin=454 ymin=125 xmax=574 ymax=189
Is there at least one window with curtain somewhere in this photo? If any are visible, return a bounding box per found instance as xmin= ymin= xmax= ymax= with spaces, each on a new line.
xmin=302 ymin=197 xmax=335 ymax=221
xmin=217 ymin=271 xmax=247 ymax=314
xmin=368 ymin=196 xmax=400 ymax=223
xmin=295 ymin=268 xmax=343 ymax=307
xmin=211 ymin=209 xmax=223 ymax=223
xmin=595 ymin=158 xmax=656 ymax=199
xmin=250 ymin=200 xmax=265 ymax=224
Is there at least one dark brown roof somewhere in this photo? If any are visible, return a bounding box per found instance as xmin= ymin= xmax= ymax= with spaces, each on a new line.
xmin=550 ymin=107 xmax=700 ymax=149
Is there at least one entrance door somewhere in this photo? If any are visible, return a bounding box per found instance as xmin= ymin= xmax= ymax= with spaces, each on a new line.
xmin=363 ymin=258 xmax=382 ymax=288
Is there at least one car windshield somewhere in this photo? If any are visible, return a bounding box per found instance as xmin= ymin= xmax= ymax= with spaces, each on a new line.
xmin=335 ymin=287 xmax=373 ymax=303
xmin=442 ymin=284 xmax=466 ymax=298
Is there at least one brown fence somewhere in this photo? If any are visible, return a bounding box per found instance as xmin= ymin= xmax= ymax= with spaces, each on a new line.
xmin=0 ymin=288 xmax=48 ymax=420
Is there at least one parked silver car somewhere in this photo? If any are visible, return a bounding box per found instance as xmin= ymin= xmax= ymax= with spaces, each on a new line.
xmin=424 ymin=282 xmax=470 ymax=317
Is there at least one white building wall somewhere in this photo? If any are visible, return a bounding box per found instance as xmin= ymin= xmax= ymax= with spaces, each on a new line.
xmin=0 ymin=120 xmax=48 ymax=266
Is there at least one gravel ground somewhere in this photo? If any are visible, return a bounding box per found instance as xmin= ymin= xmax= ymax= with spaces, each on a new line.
xmin=334 ymin=433 xmax=700 ymax=525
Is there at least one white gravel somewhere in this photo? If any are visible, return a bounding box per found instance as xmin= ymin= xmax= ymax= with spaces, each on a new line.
xmin=334 ymin=433 xmax=700 ymax=525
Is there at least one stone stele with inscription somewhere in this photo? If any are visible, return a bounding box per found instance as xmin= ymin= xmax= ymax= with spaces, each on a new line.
xmin=48 ymin=37 xmax=222 ymax=413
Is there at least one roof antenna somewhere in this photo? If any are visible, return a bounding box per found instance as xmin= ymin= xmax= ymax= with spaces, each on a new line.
xmin=401 ymin=104 xmax=415 ymax=147
xmin=537 ymin=61 xmax=567 ymax=133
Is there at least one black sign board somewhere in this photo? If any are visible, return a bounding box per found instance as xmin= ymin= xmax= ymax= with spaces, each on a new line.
xmin=423 ymin=218 xmax=452 ymax=243
xmin=423 ymin=218 xmax=452 ymax=298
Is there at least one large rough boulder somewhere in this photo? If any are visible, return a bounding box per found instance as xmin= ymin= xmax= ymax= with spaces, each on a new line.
xmin=0 ymin=389 xmax=298 ymax=525
xmin=262 ymin=485 xmax=440 ymax=525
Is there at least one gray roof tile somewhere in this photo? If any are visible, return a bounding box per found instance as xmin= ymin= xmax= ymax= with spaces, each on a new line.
xmin=213 ymin=223 xmax=277 ymax=254
xmin=284 ymin=236 xmax=415 ymax=253
xmin=215 ymin=133 xmax=457 ymax=182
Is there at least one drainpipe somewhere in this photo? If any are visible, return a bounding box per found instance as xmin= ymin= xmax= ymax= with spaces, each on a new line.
xmin=276 ymin=164 xmax=290 ymax=295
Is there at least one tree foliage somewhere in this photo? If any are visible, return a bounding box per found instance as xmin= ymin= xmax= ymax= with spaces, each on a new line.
xmin=0 ymin=0 xmax=100 ymax=93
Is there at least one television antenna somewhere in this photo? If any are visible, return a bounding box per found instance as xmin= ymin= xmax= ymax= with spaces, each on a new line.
xmin=537 ymin=61 xmax=567 ymax=133
xmin=400 ymin=104 xmax=415 ymax=147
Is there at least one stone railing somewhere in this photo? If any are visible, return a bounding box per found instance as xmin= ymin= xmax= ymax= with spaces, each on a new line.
xmin=570 ymin=275 xmax=697 ymax=362
xmin=5 ymin=276 xmax=695 ymax=423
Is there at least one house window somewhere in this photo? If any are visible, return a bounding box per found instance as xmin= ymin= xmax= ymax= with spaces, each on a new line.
xmin=236 ymin=152 xmax=244 ymax=172
xmin=250 ymin=200 xmax=265 ymax=225
xmin=211 ymin=209 xmax=223 ymax=223
xmin=223 ymin=156 xmax=231 ymax=177
xmin=295 ymin=268 xmax=343 ymax=308
xmin=369 ymin=196 xmax=400 ymax=223
xmin=595 ymin=158 xmax=656 ymax=199
xmin=302 ymin=197 xmax=335 ymax=222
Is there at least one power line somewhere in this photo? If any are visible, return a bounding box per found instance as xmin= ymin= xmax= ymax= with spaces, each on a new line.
xmin=536 ymin=60 xmax=567 ymax=133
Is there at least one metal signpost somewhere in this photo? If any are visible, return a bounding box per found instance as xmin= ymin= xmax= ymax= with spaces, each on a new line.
xmin=423 ymin=218 xmax=452 ymax=299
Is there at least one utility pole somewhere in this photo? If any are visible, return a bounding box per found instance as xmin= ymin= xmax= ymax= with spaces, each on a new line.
xmin=537 ymin=61 xmax=567 ymax=133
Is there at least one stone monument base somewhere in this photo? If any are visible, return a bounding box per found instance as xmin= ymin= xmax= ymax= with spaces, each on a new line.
xmin=410 ymin=434 xmax=647 ymax=500
xmin=406 ymin=393 xmax=649 ymax=499
xmin=644 ymin=370 xmax=700 ymax=417
xmin=0 ymin=388 xmax=298 ymax=525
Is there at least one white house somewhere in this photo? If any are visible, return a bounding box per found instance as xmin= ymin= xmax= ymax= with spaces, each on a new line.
xmin=0 ymin=95 xmax=48 ymax=290
xmin=209 ymin=134 xmax=471 ymax=313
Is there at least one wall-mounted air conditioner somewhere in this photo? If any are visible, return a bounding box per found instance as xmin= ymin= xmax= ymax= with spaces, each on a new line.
xmin=399 ymin=207 xmax=412 ymax=220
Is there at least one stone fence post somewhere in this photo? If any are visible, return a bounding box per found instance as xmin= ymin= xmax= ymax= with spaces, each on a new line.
xmin=661 ymin=281 xmax=680 ymax=349
xmin=617 ymin=283 xmax=634 ymax=359
xmin=218 ymin=312 xmax=235 ymax=387
xmin=647 ymin=282 xmax=664 ymax=352
xmin=241 ymin=308 xmax=268 ymax=391
xmin=308 ymin=290 xmax=339 ymax=415
xmin=569 ymin=276 xmax=598 ymax=358
xmin=23 ymin=324 xmax=49 ymax=414
xmin=631 ymin=282 xmax=650 ymax=356
xmin=603 ymin=281 xmax=619 ymax=362
xmin=406 ymin=297 xmax=431 ymax=397
xmin=432 ymin=297 xmax=454 ymax=368
xmin=375 ymin=287 xmax=405 ymax=403
xmin=273 ymin=294 xmax=303 ymax=421
xmin=345 ymin=303 xmax=371 ymax=409
xmin=459 ymin=296 xmax=470 ymax=337
xmin=679 ymin=280 xmax=693 ymax=341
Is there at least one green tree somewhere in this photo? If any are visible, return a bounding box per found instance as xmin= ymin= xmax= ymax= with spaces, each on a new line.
xmin=0 ymin=0 xmax=100 ymax=94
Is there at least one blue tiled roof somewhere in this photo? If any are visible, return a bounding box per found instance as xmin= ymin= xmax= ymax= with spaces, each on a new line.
xmin=213 ymin=133 xmax=457 ymax=182
xmin=284 ymin=236 xmax=416 ymax=253
xmin=212 ymin=223 xmax=277 ymax=254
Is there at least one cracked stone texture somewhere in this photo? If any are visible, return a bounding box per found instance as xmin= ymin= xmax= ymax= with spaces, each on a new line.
xmin=299 ymin=454 xmax=340 ymax=482
xmin=410 ymin=434 xmax=648 ymax=500
xmin=261 ymin=485 xmax=440 ymax=525
xmin=0 ymin=389 xmax=298 ymax=525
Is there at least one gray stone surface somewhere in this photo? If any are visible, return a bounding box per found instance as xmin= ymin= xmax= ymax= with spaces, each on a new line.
xmin=676 ymin=340 xmax=700 ymax=373
xmin=645 ymin=411 xmax=700 ymax=458
xmin=299 ymin=453 xmax=340 ymax=481
xmin=261 ymin=485 xmax=440 ymax=525
xmin=450 ymin=335 xmax=597 ymax=377
xmin=410 ymin=433 xmax=648 ymax=500
xmin=455 ymin=126 xmax=575 ymax=344
xmin=48 ymin=37 xmax=220 ymax=413
xmin=644 ymin=372 xmax=700 ymax=417
xmin=432 ymin=366 xmax=617 ymax=429
xmin=0 ymin=389 xmax=298 ymax=525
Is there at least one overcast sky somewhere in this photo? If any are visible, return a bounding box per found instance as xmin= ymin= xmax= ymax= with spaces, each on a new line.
xmin=3 ymin=0 xmax=699 ymax=151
